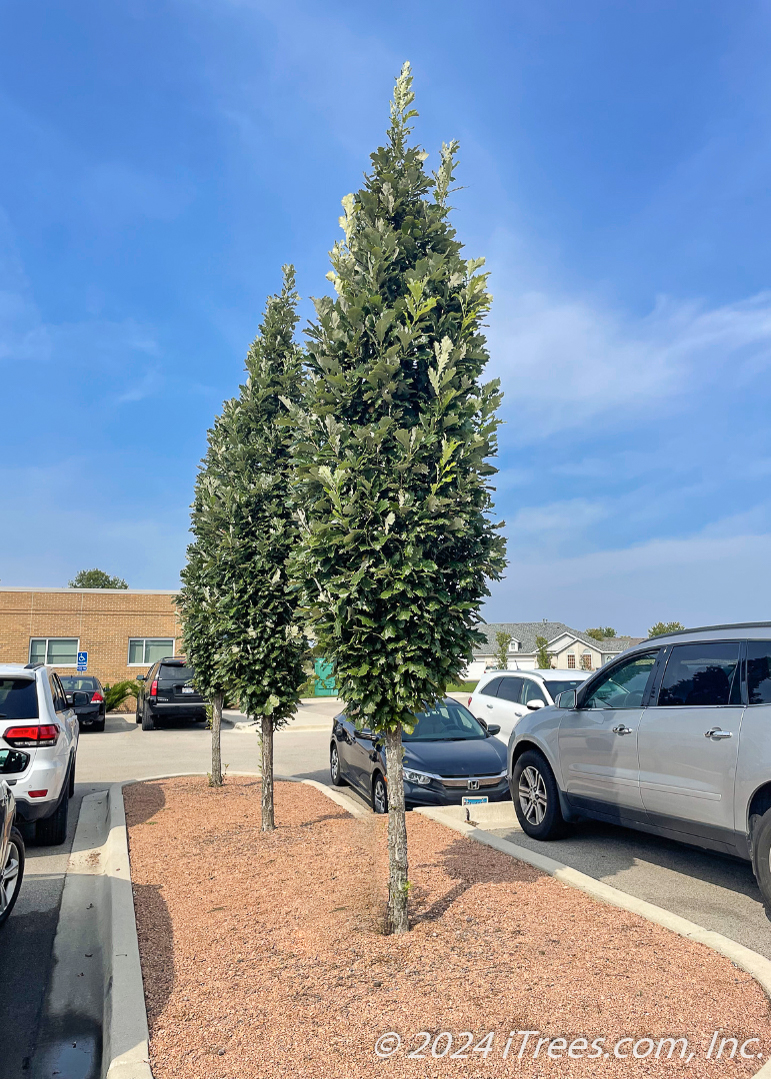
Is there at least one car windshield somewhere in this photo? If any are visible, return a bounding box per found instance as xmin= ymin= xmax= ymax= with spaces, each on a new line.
xmin=0 ymin=678 xmax=39 ymax=719
xmin=544 ymin=679 xmax=584 ymax=698
xmin=60 ymin=676 xmax=97 ymax=692
xmin=159 ymin=664 xmax=194 ymax=680
xmin=403 ymin=700 xmax=487 ymax=742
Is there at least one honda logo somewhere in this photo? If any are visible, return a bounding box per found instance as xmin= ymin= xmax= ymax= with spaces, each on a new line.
xmin=467 ymin=779 xmax=480 ymax=791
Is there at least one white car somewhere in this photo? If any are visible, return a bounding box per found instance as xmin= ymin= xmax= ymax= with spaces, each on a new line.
xmin=0 ymin=664 xmax=79 ymax=846
xmin=467 ymin=669 xmax=591 ymax=744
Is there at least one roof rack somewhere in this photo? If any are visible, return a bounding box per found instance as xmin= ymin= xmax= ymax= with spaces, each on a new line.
xmin=24 ymin=663 xmax=44 ymax=670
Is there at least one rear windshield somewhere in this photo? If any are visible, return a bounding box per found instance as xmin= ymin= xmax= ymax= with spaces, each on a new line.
xmin=60 ymin=676 xmax=98 ymax=692
xmin=159 ymin=664 xmax=194 ymax=681
xmin=0 ymin=678 xmax=39 ymax=719
xmin=544 ymin=679 xmax=585 ymax=699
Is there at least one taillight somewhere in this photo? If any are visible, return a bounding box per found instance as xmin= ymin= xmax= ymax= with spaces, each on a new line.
xmin=468 ymin=696 xmax=473 ymax=705
xmin=150 ymin=680 xmax=158 ymax=697
xmin=91 ymin=691 xmax=104 ymax=703
xmin=4 ymin=724 xmax=59 ymax=748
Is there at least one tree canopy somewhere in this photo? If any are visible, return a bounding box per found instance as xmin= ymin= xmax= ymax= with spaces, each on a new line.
xmin=69 ymin=568 xmax=127 ymax=589
xmin=649 ymin=620 xmax=685 ymax=638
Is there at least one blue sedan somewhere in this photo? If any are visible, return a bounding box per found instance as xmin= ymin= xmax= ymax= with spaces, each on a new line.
xmin=330 ymin=698 xmax=510 ymax=813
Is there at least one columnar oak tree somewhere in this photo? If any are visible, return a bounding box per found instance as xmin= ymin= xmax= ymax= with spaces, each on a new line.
xmin=178 ymin=409 xmax=235 ymax=786
xmin=223 ymin=267 xmax=306 ymax=831
xmin=293 ymin=64 xmax=506 ymax=933
xmin=180 ymin=268 xmax=306 ymax=816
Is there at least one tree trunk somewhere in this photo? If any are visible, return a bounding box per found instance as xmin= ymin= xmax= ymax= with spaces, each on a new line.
xmin=384 ymin=725 xmax=409 ymax=934
xmin=210 ymin=691 xmax=223 ymax=787
xmin=261 ymin=715 xmax=275 ymax=832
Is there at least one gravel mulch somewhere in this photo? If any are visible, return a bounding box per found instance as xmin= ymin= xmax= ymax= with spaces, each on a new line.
xmin=125 ymin=777 xmax=771 ymax=1078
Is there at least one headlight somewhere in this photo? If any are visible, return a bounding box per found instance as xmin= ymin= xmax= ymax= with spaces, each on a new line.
xmin=403 ymin=769 xmax=432 ymax=786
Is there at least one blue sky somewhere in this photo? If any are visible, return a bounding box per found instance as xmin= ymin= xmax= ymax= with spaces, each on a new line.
xmin=2 ymin=1 xmax=771 ymax=635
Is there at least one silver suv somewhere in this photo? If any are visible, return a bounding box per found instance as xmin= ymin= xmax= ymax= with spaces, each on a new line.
xmin=507 ymin=623 xmax=771 ymax=907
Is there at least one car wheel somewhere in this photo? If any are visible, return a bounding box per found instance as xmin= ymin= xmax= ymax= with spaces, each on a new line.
xmin=135 ymin=704 xmax=141 ymax=724
xmin=372 ymin=772 xmax=388 ymax=815
xmin=0 ymin=827 xmax=25 ymax=927
xmin=141 ymin=705 xmax=154 ymax=731
xmin=330 ymin=743 xmax=345 ymax=786
xmin=68 ymin=755 xmax=75 ymax=798
xmin=93 ymin=717 xmax=105 ymax=732
xmin=36 ymin=784 xmax=69 ymax=846
xmin=751 ymin=808 xmax=771 ymax=911
xmin=512 ymin=749 xmax=566 ymax=840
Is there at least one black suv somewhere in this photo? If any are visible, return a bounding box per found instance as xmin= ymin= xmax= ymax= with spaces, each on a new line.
xmin=135 ymin=657 xmax=205 ymax=730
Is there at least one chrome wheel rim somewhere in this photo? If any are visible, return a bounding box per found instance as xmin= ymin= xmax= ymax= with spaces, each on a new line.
xmin=330 ymin=746 xmax=339 ymax=782
xmin=518 ymin=766 xmax=548 ymax=826
xmin=0 ymin=840 xmax=20 ymax=915
xmin=374 ymin=778 xmax=387 ymax=814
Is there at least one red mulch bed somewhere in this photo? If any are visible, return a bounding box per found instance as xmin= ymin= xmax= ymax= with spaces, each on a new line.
xmin=125 ymin=777 xmax=771 ymax=1077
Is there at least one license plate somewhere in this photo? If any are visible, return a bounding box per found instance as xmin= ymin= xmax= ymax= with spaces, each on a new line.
xmin=181 ymin=686 xmax=195 ymax=694
xmin=462 ymin=795 xmax=488 ymax=805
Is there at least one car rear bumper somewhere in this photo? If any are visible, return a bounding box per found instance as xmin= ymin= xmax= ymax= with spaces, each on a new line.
xmin=405 ymin=781 xmax=511 ymax=807
xmin=75 ymin=707 xmax=104 ymax=724
xmin=149 ymin=701 xmax=206 ymax=718
xmin=7 ymin=756 xmax=68 ymax=820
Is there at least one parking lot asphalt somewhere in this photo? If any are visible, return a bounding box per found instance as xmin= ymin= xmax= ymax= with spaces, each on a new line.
xmin=4 ymin=702 xmax=771 ymax=1077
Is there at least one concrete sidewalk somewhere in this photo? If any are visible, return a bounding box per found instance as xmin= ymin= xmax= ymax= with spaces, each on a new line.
xmin=225 ymin=696 xmax=342 ymax=733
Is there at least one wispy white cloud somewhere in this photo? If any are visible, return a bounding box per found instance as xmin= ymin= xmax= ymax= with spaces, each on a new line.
xmin=486 ymin=271 xmax=771 ymax=441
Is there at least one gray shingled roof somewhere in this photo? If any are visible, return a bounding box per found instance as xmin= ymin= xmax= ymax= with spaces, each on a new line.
xmin=473 ymin=622 xmax=645 ymax=657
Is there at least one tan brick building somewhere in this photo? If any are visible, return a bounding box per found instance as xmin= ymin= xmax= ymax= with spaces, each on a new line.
xmin=0 ymin=587 xmax=183 ymax=693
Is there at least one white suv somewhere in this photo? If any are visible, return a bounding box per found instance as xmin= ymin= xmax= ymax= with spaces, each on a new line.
xmin=0 ymin=664 xmax=79 ymax=846
xmin=468 ymin=669 xmax=591 ymax=744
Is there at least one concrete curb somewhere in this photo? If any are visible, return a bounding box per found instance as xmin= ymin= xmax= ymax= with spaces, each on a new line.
xmin=415 ymin=805 xmax=771 ymax=1079
xmin=104 ymin=783 xmax=153 ymax=1079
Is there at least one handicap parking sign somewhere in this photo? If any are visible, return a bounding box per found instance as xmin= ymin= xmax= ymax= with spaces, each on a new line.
xmin=77 ymin=651 xmax=88 ymax=671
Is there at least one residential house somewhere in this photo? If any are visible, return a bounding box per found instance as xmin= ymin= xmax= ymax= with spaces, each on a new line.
xmin=466 ymin=620 xmax=646 ymax=679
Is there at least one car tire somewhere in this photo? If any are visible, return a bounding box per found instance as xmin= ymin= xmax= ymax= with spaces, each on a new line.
xmin=751 ymin=808 xmax=771 ymax=911
xmin=330 ymin=743 xmax=345 ymax=786
xmin=372 ymin=772 xmax=388 ymax=815
xmin=93 ymin=717 xmax=105 ymax=732
xmin=36 ymin=783 xmax=70 ymax=847
xmin=141 ymin=705 xmax=154 ymax=731
xmin=68 ymin=755 xmax=75 ymax=798
xmin=0 ymin=827 xmax=25 ymax=927
xmin=135 ymin=704 xmax=141 ymax=724
xmin=512 ymin=749 xmax=567 ymax=840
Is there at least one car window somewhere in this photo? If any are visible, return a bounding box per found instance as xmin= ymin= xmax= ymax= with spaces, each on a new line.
xmin=0 ymin=678 xmax=39 ymax=720
xmin=60 ymin=676 xmax=97 ymax=692
xmin=51 ymin=674 xmax=69 ymax=712
xmin=159 ymin=664 xmax=194 ymax=680
xmin=404 ymin=700 xmax=487 ymax=741
xmin=657 ymin=642 xmax=740 ymax=707
xmin=582 ymin=651 xmax=658 ymax=710
xmin=747 ymin=642 xmax=771 ymax=705
xmin=544 ymin=679 xmax=584 ymax=700
xmin=479 ymin=677 xmax=502 ymax=698
xmin=522 ymin=679 xmax=547 ymax=705
xmin=497 ymin=677 xmax=524 ymax=703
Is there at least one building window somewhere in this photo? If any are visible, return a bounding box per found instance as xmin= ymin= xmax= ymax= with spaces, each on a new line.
xmin=581 ymin=654 xmax=593 ymax=670
xmin=29 ymin=638 xmax=79 ymax=666
xmin=128 ymin=638 xmax=175 ymax=666
xmin=567 ymin=654 xmax=576 ymax=669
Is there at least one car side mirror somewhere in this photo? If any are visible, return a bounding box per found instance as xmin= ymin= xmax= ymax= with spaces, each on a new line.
xmin=136 ymin=675 xmax=145 ymax=682
xmin=72 ymin=691 xmax=89 ymax=706
xmin=486 ymin=723 xmax=501 ymax=736
xmin=526 ymin=699 xmax=546 ymax=711
xmin=556 ymin=689 xmax=577 ymax=709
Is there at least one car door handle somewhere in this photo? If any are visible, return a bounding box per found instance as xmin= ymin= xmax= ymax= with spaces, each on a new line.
xmin=612 ymin=724 xmax=633 ymax=735
xmin=705 ymin=727 xmax=732 ymax=740
xmin=486 ymin=703 xmax=493 ymax=709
